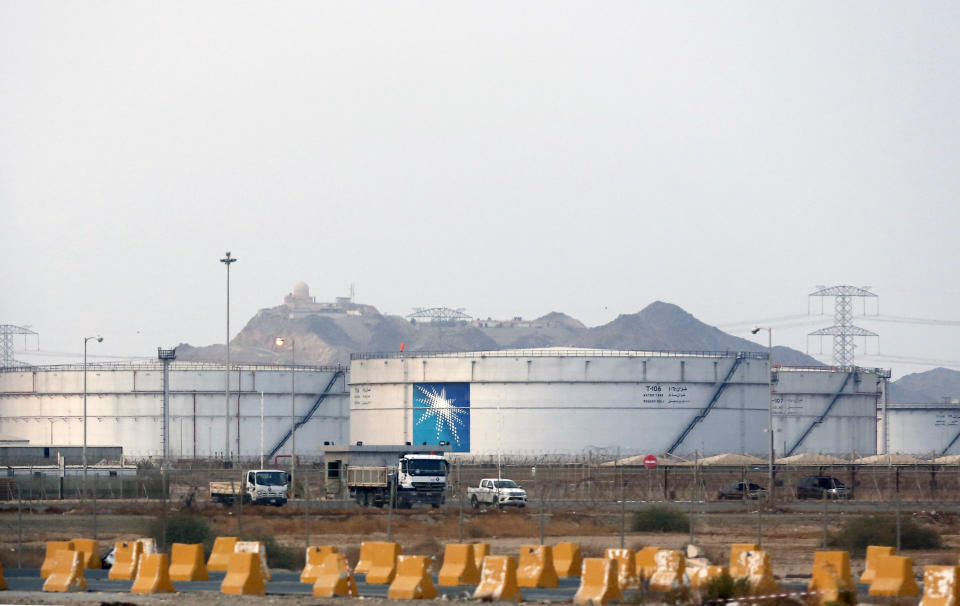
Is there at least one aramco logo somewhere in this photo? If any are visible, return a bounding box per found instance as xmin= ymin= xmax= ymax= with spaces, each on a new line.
xmin=413 ymin=383 xmax=470 ymax=452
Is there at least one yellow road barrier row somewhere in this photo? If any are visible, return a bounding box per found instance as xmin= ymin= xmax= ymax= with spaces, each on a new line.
xmin=648 ymin=549 xmax=686 ymax=592
xmin=860 ymin=545 xmax=895 ymax=585
xmin=42 ymin=550 xmax=86 ymax=593
xmin=301 ymin=545 xmax=339 ymax=584
xmin=869 ymin=554 xmax=920 ymax=597
xmin=517 ymin=544 xmax=559 ymax=588
xmin=365 ymin=541 xmax=402 ymax=585
xmin=554 ymin=542 xmax=582 ymax=578
xmin=574 ymin=558 xmax=622 ymax=605
xmin=388 ymin=555 xmax=438 ymax=600
xmin=108 ymin=540 xmax=142 ymax=581
xmin=474 ymin=555 xmax=522 ymax=602
xmin=604 ymin=548 xmax=638 ymax=590
xmin=920 ymin=565 xmax=960 ymax=606
xmin=207 ymin=536 xmax=238 ymax=572
xmin=438 ymin=543 xmax=481 ymax=587
xmin=221 ymin=551 xmax=266 ymax=596
xmin=313 ymin=553 xmax=358 ymax=598
xmin=41 ymin=541 xmax=75 ymax=579
xmin=132 ymin=553 xmax=175 ymax=594
xmin=169 ymin=543 xmax=209 ymax=582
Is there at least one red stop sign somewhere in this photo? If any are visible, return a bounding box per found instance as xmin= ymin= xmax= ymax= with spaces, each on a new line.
xmin=643 ymin=455 xmax=658 ymax=470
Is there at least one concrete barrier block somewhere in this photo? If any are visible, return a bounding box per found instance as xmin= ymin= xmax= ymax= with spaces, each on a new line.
xmin=743 ymin=550 xmax=779 ymax=595
xmin=554 ymin=542 xmax=582 ymax=578
xmin=690 ymin=565 xmax=728 ymax=589
xmin=920 ymin=565 xmax=960 ymax=606
xmin=365 ymin=541 xmax=402 ymax=585
xmin=169 ymin=543 xmax=209 ymax=582
xmin=301 ymin=545 xmax=339 ymax=584
xmin=473 ymin=555 xmax=522 ymax=602
xmin=41 ymin=541 xmax=75 ymax=579
xmin=729 ymin=543 xmax=760 ymax=579
xmin=604 ymin=548 xmax=639 ymax=590
xmin=235 ymin=540 xmax=271 ymax=582
xmin=860 ymin=545 xmax=895 ymax=585
xmin=221 ymin=552 xmax=266 ymax=596
xmin=869 ymin=555 xmax=920 ymax=597
xmin=517 ymin=544 xmax=559 ymax=588
xmin=574 ymin=558 xmax=622 ymax=605
xmin=207 ymin=537 xmax=238 ymax=572
xmin=472 ymin=543 xmax=490 ymax=568
xmin=108 ymin=540 xmax=143 ymax=581
xmin=635 ymin=545 xmax=660 ymax=582
xmin=313 ymin=552 xmax=358 ymax=598
xmin=70 ymin=539 xmax=101 ymax=570
xmin=438 ymin=543 xmax=481 ymax=587
xmin=388 ymin=555 xmax=438 ymax=599
xmin=648 ymin=549 xmax=687 ymax=592
xmin=42 ymin=550 xmax=87 ymax=593
xmin=808 ymin=551 xmax=856 ymax=606
xmin=132 ymin=553 xmax=176 ymax=594
xmin=0 ymin=559 xmax=6 ymax=591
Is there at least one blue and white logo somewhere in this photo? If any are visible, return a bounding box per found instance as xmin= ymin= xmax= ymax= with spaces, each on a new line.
xmin=413 ymin=382 xmax=470 ymax=452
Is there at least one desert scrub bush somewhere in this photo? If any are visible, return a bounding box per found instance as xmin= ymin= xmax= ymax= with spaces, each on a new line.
xmin=700 ymin=572 xmax=751 ymax=603
xmin=147 ymin=514 xmax=213 ymax=551
xmin=631 ymin=505 xmax=689 ymax=533
xmin=828 ymin=515 xmax=941 ymax=555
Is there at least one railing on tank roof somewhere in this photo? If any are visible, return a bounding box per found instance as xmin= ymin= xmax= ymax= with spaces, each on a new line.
xmin=0 ymin=361 xmax=346 ymax=373
xmin=351 ymin=349 xmax=768 ymax=360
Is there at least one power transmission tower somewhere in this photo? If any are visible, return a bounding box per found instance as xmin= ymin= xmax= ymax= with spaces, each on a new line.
xmin=808 ymin=286 xmax=878 ymax=367
xmin=0 ymin=324 xmax=38 ymax=367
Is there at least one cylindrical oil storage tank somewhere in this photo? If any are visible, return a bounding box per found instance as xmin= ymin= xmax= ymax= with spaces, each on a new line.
xmin=349 ymin=348 xmax=771 ymax=457
xmin=882 ymin=401 xmax=960 ymax=456
xmin=772 ymin=366 xmax=884 ymax=457
xmin=0 ymin=362 xmax=349 ymax=460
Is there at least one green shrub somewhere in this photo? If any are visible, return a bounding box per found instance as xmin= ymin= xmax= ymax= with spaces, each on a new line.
xmin=701 ymin=572 xmax=751 ymax=602
xmin=630 ymin=505 xmax=689 ymax=533
xmin=828 ymin=515 xmax=942 ymax=555
xmin=147 ymin=514 xmax=213 ymax=550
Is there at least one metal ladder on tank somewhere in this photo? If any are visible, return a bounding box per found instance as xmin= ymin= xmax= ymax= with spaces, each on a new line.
xmin=267 ymin=369 xmax=345 ymax=459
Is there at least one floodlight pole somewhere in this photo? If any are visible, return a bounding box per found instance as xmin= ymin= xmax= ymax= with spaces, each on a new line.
xmin=83 ymin=335 xmax=103 ymax=496
xmin=220 ymin=252 xmax=236 ymax=463
xmin=753 ymin=327 xmax=775 ymax=506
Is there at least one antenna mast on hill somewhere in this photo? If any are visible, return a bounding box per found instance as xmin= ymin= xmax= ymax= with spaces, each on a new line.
xmin=808 ymin=285 xmax=878 ymax=367
xmin=0 ymin=324 xmax=38 ymax=368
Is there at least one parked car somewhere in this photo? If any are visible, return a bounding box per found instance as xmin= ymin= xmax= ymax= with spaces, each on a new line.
xmin=796 ymin=476 xmax=850 ymax=499
xmin=717 ymin=482 xmax=767 ymax=500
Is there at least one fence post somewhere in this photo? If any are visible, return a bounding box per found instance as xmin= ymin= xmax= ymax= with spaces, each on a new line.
xmin=17 ymin=485 xmax=23 ymax=568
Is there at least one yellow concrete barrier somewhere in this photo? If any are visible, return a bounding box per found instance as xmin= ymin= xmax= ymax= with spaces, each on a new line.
xmin=517 ymin=544 xmax=559 ymax=588
xmin=554 ymin=542 xmax=582 ymax=578
xmin=132 ymin=553 xmax=176 ymax=594
xmin=574 ymin=558 xmax=622 ymax=605
xmin=920 ymin=565 xmax=960 ymax=606
xmin=808 ymin=551 xmax=856 ymax=606
xmin=313 ymin=552 xmax=358 ymax=598
xmin=0 ymin=559 xmax=6 ymax=591
xmin=438 ymin=543 xmax=481 ymax=587
xmin=604 ymin=548 xmax=639 ymax=590
xmin=742 ymin=550 xmax=779 ymax=595
xmin=388 ymin=555 xmax=439 ymax=599
xmin=221 ymin=552 xmax=266 ymax=596
xmin=648 ymin=549 xmax=687 ymax=592
xmin=355 ymin=541 xmax=377 ymax=574
xmin=42 ymin=550 xmax=87 ymax=593
xmin=235 ymin=540 xmax=271 ymax=582
xmin=41 ymin=541 xmax=75 ymax=579
xmin=207 ymin=536 xmax=238 ymax=572
xmin=472 ymin=543 xmax=490 ymax=568
xmin=365 ymin=541 xmax=402 ymax=584
xmin=729 ymin=543 xmax=760 ymax=579
xmin=635 ymin=545 xmax=660 ymax=582
xmin=301 ymin=545 xmax=339 ymax=584
xmin=137 ymin=537 xmax=157 ymax=556
xmin=473 ymin=555 xmax=523 ymax=602
xmin=169 ymin=543 xmax=209 ymax=582
xmin=71 ymin=538 xmax=101 ymax=570
xmin=108 ymin=540 xmax=143 ymax=581
xmin=690 ymin=565 xmax=728 ymax=589
xmin=869 ymin=555 xmax=920 ymax=597
xmin=860 ymin=545 xmax=895 ymax=585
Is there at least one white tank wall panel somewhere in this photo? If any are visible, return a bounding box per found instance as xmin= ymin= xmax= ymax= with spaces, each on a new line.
xmin=884 ymin=406 xmax=960 ymax=455
xmin=350 ymin=351 xmax=771 ymax=456
xmin=0 ymin=364 xmax=349 ymax=459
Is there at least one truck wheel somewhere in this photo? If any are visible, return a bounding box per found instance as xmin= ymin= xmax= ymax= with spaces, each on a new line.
xmin=470 ymin=495 xmax=479 ymax=510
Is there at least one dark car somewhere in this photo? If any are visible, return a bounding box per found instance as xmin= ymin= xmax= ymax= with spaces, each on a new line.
xmin=796 ymin=476 xmax=850 ymax=499
xmin=717 ymin=481 xmax=767 ymax=500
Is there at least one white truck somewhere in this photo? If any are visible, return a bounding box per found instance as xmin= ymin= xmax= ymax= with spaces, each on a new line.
xmin=209 ymin=469 xmax=290 ymax=506
xmin=467 ymin=478 xmax=527 ymax=508
xmin=348 ymin=453 xmax=448 ymax=508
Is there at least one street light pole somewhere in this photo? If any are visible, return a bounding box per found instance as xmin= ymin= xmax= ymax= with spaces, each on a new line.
xmin=83 ymin=335 xmax=103 ymax=496
xmin=275 ymin=337 xmax=295 ymax=499
xmin=752 ymin=327 xmax=774 ymax=505
xmin=220 ymin=252 xmax=236 ymax=463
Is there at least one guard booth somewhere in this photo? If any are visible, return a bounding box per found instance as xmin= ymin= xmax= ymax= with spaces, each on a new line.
xmin=322 ymin=443 xmax=452 ymax=500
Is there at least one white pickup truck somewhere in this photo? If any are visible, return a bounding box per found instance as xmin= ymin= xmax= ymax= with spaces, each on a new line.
xmin=467 ymin=478 xmax=527 ymax=508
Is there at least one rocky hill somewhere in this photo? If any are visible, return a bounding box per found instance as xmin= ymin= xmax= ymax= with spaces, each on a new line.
xmin=889 ymin=368 xmax=960 ymax=403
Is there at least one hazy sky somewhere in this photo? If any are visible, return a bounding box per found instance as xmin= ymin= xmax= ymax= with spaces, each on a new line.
xmin=2 ymin=2 xmax=958 ymax=379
